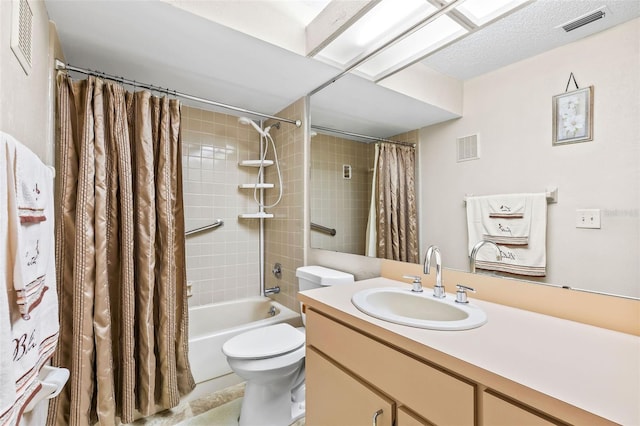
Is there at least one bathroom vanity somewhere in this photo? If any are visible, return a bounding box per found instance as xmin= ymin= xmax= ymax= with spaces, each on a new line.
xmin=299 ymin=277 xmax=640 ymax=426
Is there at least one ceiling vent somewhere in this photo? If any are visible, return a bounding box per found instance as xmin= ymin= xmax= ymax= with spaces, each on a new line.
xmin=456 ymin=134 xmax=479 ymax=162
xmin=11 ymin=0 xmax=33 ymax=75
xmin=560 ymin=7 xmax=607 ymax=32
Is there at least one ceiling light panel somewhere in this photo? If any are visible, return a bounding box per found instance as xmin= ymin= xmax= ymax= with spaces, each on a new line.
xmin=455 ymin=0 xmax=529 ymax=26
xmin=356 ymin=15 xmax=467 ymax=79
xmin=315 ymin=0 xmax=436 ymax=68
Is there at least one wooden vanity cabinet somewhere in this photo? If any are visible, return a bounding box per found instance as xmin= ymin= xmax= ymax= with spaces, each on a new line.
xmin=482 ymin=391 xmax=562 ymax=426
xmin=305 ymin=308 xmax=473 ymax=426
xmin=306 ymin=347 xmax=395 ymax=426
xmin=301 ymin=282 xmax=627 ymax=426
xmin=397 ymin=406 xmax=434 ymax=426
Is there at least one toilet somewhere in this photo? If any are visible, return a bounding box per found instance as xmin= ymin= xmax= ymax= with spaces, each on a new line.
xmin=222 ymin=266 xmax=354 ymax=426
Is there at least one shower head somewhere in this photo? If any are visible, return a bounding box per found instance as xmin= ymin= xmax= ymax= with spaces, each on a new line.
xmin=238 ymin=116 xmax=267 ymax=137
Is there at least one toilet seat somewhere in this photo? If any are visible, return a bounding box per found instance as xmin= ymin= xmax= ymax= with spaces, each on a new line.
xmin=222 ymin=323 xmax=304 ymax=360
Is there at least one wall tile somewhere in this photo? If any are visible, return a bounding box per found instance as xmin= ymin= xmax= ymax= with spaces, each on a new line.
xmin=183 ymin=106 xmax=262 ymax=305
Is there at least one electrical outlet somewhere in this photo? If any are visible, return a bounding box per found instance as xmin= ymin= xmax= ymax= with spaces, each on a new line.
xmin=576 ymin=209 xmax=601 ymax=229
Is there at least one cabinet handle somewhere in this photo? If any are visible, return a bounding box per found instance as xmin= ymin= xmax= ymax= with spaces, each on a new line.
xmin=372 ymin=409 xmax=383 ymax=426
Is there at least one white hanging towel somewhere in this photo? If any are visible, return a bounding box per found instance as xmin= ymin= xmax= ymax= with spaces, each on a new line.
xmin=467 ymin=193 xmax=547 ymax=276
xmin=0 ymin=132 xmax=59 ymax=426
xmin=6 ymin=137 xmax=53 ymax=320
xmin=468 ymin=194 xmax=535 ymax=246
xmin=0 ymin=143 xmax=16 ymax=425
xmin=486 ymin=196 xmax=526 ymax=218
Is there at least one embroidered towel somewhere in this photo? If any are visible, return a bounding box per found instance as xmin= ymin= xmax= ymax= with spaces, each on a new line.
xmin=469 ymin=194 xmax=534 ymax=246
xmin=15 ymin=148 xmax=48 ymax=223
xmin=5 ymin=138 xmax=53 ymax=319
xmin=486 ymin=196 xmax=526 ymax=218
xmin=0 ymin=142 xmax=16 ymax=423
xmin=467 ymin=193 xmax=547 ymax=276
xmin=0 ymin=132 xmax=59 ymax=426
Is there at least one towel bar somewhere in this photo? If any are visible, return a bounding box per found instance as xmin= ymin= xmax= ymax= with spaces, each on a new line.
xmin=463 ymin=187 xmax=558 ymax=206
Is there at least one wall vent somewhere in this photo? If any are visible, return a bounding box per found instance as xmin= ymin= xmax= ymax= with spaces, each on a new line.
xmin=560 ymin=7 xmax=607 ymax=32
xmin=456 ymin=134 xmax=479 ymax=162
xmin=11 ymin=0 xmax=33 ymax=75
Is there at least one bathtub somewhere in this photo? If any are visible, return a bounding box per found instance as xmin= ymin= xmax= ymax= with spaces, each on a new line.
xmin=188 ymin=297 xmax=301 ymax=386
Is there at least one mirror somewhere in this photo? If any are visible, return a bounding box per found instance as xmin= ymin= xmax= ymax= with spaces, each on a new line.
xmin=309 ymin=15 xmax=639 ymax=300
xmin=309 ymin=130 xmax=376 ymax=256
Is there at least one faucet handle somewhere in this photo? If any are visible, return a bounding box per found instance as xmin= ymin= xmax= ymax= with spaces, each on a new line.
xmin=455 ymin=284 xmax=476 ymax=304
xmin=402 ymin=275 xmax=423 ymax=293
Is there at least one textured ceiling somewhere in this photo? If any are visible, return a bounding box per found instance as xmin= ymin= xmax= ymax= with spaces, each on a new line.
xmin=423 ymin=0 xmax=640 ymax=80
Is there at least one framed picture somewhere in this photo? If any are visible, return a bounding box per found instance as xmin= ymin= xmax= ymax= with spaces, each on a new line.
xmin=552 ymin=86 xmax=593 ymax=145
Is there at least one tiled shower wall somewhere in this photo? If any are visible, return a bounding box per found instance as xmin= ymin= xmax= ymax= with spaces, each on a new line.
xmin=182 ymin=106 xmax=263 ymax=306
xmin=264 ymin=99 xmax=306 ymax=312
xmin=310 ymin=134 xmax=374 ymax=255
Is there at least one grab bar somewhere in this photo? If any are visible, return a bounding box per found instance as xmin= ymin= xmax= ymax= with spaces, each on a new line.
xmin=311 ymin=222 xmax=336 ymax=236
xmin=185 ymin=219 xmax=224 ymax=237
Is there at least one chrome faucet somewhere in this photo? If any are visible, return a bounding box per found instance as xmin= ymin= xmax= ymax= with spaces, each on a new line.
xmin=469 ymin=240 xmax=502 ymax=273
xmin=402 ymin=275 xmax=423 ymax=293
xmin=264 ymin=286 xmax=280 ymax=296
xmin=423 ymin=245 xmax=445 ymax=298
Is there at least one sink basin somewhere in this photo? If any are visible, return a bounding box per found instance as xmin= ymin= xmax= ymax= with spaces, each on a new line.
xmin=351 ymin=287 xmax=487 ymax=331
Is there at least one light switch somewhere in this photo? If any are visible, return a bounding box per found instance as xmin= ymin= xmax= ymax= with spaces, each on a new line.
xmin=576 ymin=209 xmax=601 ymax=229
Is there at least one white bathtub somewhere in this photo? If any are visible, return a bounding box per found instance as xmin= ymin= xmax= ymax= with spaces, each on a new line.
xmin=188 ymin=297 xmax=301 ymax=386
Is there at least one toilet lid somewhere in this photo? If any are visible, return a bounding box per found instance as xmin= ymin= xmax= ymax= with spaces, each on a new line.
xmin=222 ymin=323 xmax=305 ymax=360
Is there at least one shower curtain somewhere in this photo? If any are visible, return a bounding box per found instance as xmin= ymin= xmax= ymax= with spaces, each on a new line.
xmin=48 ymin=75 xmax=194 ymax=425
xmin=374 ymin=142 xmax=419 ymax=263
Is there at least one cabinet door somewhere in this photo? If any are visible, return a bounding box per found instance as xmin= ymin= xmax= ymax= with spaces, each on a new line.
xmin=397 ymin=406 xmax=433 ymax=426
xmin=306 ymin=309 xmax=475 ymax=425
xmin=483 ymin=392 xmax=561 ymax=426
xmin=306 ymin=347 xmax=394 ymax=426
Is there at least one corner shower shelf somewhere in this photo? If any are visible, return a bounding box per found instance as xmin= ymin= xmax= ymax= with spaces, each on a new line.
xmin=238 ymin=212 xmax=274 ymax=219
xmin=239 ymin=160 xmax=273 ymax=167
xmin=238 ymin=183 xmax=274 ymax=189
xmin=238 ymin=160 xmax=274 ymax=219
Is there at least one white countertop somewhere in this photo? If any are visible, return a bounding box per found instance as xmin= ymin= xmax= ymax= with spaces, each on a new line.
xmin=299 ymin=277 xmax=640 ymax=425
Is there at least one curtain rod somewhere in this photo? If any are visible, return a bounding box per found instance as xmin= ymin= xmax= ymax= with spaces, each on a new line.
xmin=311 ymin=125 xmax=416 ymax=147
xmin=55 ymin=60 xmax=302 ymax=128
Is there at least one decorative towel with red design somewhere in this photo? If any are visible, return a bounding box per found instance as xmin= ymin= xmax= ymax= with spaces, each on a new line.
xmin=0 ymin=132 xmax=59 ymax=426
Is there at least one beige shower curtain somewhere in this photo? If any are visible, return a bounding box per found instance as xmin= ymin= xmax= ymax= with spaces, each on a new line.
xmin=48 ymin=75 xmax=194 ymax=425
xmin=376 ymin=142 xmax=419 ymax=263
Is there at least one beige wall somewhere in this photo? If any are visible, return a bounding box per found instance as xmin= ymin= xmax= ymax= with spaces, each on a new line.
xmin=182 ymin=106 xmax=263 ymax=306
xmin=310 ymin=134 xmax=374 ymax=255
xmin=380 ymin=62 xmax=463 ymax=116
xmin=264 ymin=98 xmax=307 ymax=312
xmin=0 ymin=0 xmax=54 ymax=163
xmin=420 ymin=18 xmax=640 ymax=297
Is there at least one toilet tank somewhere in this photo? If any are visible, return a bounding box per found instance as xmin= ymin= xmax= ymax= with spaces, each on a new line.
xmin=296 ymin=266 xmax=354 ymax=291
xmin=296 ymin=266 xmax=354 ymax=325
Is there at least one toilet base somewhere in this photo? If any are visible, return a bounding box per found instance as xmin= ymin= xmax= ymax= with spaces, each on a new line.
xmin=239 ymin=381 xmax=305 ymax=426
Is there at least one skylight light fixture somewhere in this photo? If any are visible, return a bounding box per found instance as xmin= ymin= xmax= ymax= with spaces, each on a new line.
xmin=454 ymin=0 xmax=530 ymax=26
xmin=314 ymin=0 xmax=436 ymax=69
xmin=356 ymin=15 xmax=466 ymax=80
xmin=310 ymin=0 xmax=534 ymax=86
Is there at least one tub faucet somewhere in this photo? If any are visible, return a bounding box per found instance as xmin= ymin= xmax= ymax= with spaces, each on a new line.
xmin=424 ymin=245 xmax=445 ymax=298
xmin=469 ymin=240 xmax=502 ymax=273
xmin=264 ymin=286 xmax=280 ymax=296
